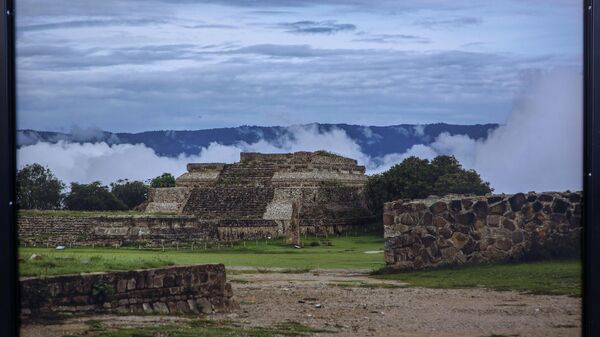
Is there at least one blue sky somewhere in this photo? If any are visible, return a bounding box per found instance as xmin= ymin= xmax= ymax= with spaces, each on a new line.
xmin=15 ymin=0 xmax=582 ymax=132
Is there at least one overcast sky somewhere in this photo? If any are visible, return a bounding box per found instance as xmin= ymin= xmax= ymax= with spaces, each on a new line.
xmin=15 ymin=0 xmax=582 ymax=132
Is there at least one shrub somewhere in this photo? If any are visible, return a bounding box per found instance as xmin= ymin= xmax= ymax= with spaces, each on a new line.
xmin=150 ymin=173 xmax=176 ymax=188
xmin=110 ymin=179 xmax=149 ymax=209
xmin=64 ymin=182 xmax=128 ymax=211
xmin=365 ymin=155 xmax=492 ymax=216
xmin=16 ymin=163 xmax=65 ymax=209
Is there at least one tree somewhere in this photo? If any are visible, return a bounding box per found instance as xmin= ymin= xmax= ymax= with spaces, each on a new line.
xmin=64 ymin=181 xmax=128 ymax=211
xmin=150 ymin=173 xmax=176 ymax=188
xmin=365 ymin=155 xmax=492 ymax=216
xmin=16 ymin=163 xmax=65 ymax=209
xmin=110 ymin=179 xmax=149 ymax=209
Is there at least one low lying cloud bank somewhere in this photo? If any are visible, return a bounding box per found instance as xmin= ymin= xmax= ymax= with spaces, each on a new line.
xmin=17 ymin=70 xmax=582 ymax=194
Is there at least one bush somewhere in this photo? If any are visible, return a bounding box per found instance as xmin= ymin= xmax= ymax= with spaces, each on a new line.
xmin=365 ymin=155 xmax=492 ymax=216
xmin=64 ymin=182 xmax=128 ymax=211
xmin=150 ymin=173 xmax=176 ymax=188
xmin=16 ymin=163 xmax=65 ymax=209
xmin=110 ymin=179 xmax=149 ymax=209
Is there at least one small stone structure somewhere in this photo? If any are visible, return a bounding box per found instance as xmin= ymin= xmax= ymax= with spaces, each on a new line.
xmin=20 ymin=264 xmax=233 ymax=318
xmin=384 ymin=192 xmax=582 ymax=271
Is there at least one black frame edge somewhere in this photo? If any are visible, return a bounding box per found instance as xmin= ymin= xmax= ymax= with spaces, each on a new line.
xmin=0 ymin=0 xmax=595 ymax=336
xmin=584 ymin=0 xmax=600 ymax=335
xmin=0 ymin=0 xmax=18 ymax=336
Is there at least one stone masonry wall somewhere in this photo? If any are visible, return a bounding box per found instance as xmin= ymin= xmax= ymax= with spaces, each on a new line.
xmin=20 ymin=264 xmax=233 ymax=318
xmin=18 ymin=215 xmax=217 ymax=248
xmin=384 ymin=192 xmax=582 ymax=271
xmin=17 ymin=215 xmax=367 ymax=246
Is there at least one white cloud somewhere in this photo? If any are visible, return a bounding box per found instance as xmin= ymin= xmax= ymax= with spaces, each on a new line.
xmin=377 ymin=69 xmax=583 ymax=193
xmin=16 ymin=124 xmax=371 ymax=185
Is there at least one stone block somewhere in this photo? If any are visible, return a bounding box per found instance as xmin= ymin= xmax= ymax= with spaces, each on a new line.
xmin=153 ymin=302 xmax=169 ymax=314
xmin=430 ymin=201 xmax=447 ymax=214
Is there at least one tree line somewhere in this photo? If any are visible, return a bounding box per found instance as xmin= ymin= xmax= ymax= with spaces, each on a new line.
xmin=16 ymin=163 xmax=176 ymax=210
xmin=17 ymin=155 xmax=492 ymax=213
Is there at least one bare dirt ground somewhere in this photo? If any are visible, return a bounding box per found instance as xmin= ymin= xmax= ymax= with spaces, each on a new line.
xmin=21 ymin=269 xmax=581 ymax=337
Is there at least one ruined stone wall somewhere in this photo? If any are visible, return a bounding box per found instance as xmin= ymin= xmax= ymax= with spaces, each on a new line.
xmin=18 ymin=215 xmax=217 ymax=247
xmin=20 ymin=264 xmax=233 ymax=318
xmin=383 ymin=192 xmax=582 ymax=271
xmin=17 ymin=214 xmax=370 ymax=246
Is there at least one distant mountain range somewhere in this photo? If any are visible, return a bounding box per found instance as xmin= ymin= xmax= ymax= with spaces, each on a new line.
xmin=17 ymin=123 xmax=499 ymax=159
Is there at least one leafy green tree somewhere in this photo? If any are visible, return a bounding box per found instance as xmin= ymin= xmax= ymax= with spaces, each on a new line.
xmin=110 ymin=179 xmax=149 ymax=209
xmin=64 ymin=181 xmax=128 ymax=211
xmin=365 ymin=155 xmax=492 ymax=216
xmin=16 ymin=163 xmax=65 ymax=209
xmin=150 ymin=173 xmax=176 ymax=188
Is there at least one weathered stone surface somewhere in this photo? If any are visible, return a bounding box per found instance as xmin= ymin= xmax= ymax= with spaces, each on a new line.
xmin=486 ymin=215 xmax=501 ymax=227
xmin=432 ymin=216 xmax=447 ymax=227
xmin=488 ymin=201 xmax=507 ymax=215
xmin=20 ymin=264 xmax=234 ymax=318
xmin=502 ymin=219 xmax=516 ymax=231
xmin=552 ymin=198 xmax=570 ymax=214
xmin=450 ymin=232 xmax=469 ymax=250
xmin=472 ymin=201 xmax=488 ymax=218
xmin=456 ymin=212 xmax=475 ymax=226
xmin=430 ymin=201 xmax=448 ymax=214
xmin=508 ymin=193 xmax=526 ymax=212
xmin=449 ymin=200 xmax=462 ymax=212
xmin=383 ymin=192 xmax=582 ymax=271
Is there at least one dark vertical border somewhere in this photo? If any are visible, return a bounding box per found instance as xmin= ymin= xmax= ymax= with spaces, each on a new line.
xmin=0 ymin=0 xmax=17 ymax=336
xmin=584 ymin=0 xmax=600 ymax=335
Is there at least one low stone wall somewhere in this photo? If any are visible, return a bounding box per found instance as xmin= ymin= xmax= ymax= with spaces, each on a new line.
xmin=384 ymin=192 xmax=582 ymax=271
xmin=20 ymin=264 xmax=234 ymax=318
xmin=18 ymin=215 xmax=217 ymax=248
xmin=18 ymin=215 xmax=373 ymax=246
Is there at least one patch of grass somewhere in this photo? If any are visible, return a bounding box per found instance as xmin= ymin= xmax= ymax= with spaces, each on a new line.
xmin=76 ymin=319 xmax=334 ymax=337
xmin=229 ymin=278 xmax=252 ymax=284
xmin=18 ymin=209 xmax=177 ymax=218
xmin=328 ymin=280 xmax=406 ymax=289
xmin=19 ymin=235 xmax=385 ymax=277
xmin=19 ymin=254 xmax=175 ymax=277
xmin=372 ymin=260 xmax=581 ymax=297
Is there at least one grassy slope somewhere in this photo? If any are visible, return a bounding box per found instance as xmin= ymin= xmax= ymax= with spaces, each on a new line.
xmin=374 ymin=260 xmax=582 ymax=297
xmin=19 ymin=235 xmax=386 ymax=277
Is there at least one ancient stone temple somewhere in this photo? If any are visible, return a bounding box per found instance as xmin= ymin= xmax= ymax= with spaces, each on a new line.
xmin=144 ymin=151 xmax=374 ymax=241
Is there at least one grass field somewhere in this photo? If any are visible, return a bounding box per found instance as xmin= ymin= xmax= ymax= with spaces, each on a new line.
xmin=373 ymin=259 xmax=582 ymax=297
xmin=19 ymin=235 xmax=582 ymax=297
xmin=19 ymin=235 xmax=386 ymax=277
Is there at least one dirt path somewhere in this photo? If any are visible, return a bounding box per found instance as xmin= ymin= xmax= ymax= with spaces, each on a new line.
xmin=21 ymin=270 xmax=581 ymax=337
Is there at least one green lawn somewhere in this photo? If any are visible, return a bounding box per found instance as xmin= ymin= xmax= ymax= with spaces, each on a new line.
xmin=373 ymin=260 xmax=582 ymax=297
xmin=19 ymin=235 xmax=386 ymax=277
xmin=19 ymin=235 xmax=582 ymax=297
